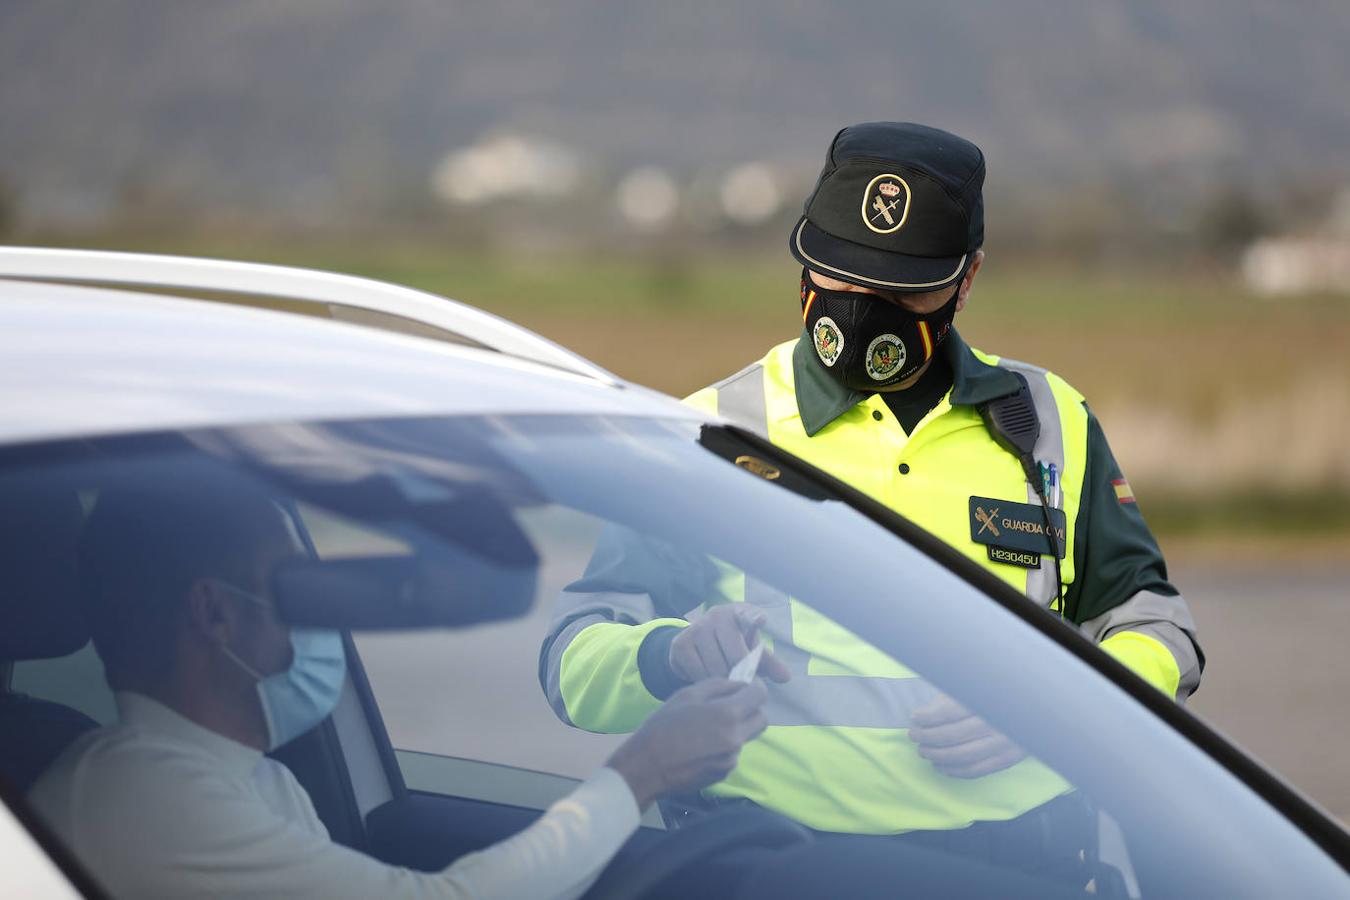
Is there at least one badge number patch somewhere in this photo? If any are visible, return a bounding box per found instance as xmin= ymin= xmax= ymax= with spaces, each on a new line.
xmin=969 ymin=496 xmax=1067 ymax=559
xmin=861 ymin=173 xmax=912 ymax=235
xmin=865 ymin=334 xmax=906 ymax=381
xmin=813 ymin=317 xmax=844 ymax=366
xmin=988 ymin=546 xmax=1041 ymax=569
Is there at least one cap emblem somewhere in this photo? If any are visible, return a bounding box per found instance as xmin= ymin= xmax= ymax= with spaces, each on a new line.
xmin=861 ymin=174 xmax=911 ymax=235
xmin=813 ymin=317 xmax=844 ymax=366
xmin=865 ymin=334 xmax=906 ymax=380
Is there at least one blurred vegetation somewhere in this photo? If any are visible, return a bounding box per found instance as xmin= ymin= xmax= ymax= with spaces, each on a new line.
xmin=1142 ymin=490 xmax=1350 ymax=538
xmin=16 ymin=228 xmax=1350 ymax=543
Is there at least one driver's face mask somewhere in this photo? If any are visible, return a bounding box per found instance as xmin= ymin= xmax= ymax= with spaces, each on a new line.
xmin=214 ymin=580 xmax=347 ymax=751
xmin=800 ymin=268 xmax=960 ymax=392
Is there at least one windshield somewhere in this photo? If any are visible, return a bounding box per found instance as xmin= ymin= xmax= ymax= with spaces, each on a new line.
xmin=2 ymin=413 xmax=1344 ymax=898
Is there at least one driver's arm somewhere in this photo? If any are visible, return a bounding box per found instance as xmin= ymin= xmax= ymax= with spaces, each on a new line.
xmin=400 ymin=769 xmax=643 ymax=900
xmin=42 ymin=738 xmax=638 ymax=900
xmin=37 ymin=683 xmax=766 ymax=900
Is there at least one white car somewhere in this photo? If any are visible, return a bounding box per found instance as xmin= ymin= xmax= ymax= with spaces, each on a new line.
xmin=0 ymin=248 xmax=1346 ymax=898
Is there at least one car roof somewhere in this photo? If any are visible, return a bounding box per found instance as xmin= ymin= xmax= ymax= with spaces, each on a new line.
xmin=0 ymin=278 xmax=705 ymax=447
xmin=0 ymin=246 xmax=618 ymax=384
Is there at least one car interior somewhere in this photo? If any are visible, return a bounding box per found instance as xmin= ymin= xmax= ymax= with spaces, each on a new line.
xmin=0 ymin=481 xmax=98 ymax=796
xmin=0 ymin=461 xmax=744 ymax=899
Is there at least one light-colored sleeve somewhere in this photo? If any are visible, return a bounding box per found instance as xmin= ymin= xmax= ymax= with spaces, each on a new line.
xmin=60 ymin=741 xmax=641 ymax=900
xmin=425 ymin=767 xmax=641 ymax=900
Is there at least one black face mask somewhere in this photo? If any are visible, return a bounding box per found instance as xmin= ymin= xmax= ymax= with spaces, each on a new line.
xmin=800 ymin=269 xmax=959 ymax=392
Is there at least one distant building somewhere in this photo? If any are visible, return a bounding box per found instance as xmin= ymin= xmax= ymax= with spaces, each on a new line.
xmin=432 ymin=134 xmax=581 ymax=206
xmin=1242 ymin=237 xmax=1350 ymax=296
xmin=1242 ymin=187 xmax=1350 ymax=296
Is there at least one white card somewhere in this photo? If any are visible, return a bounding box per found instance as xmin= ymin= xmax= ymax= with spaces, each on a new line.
xmin=729 ymin=643 xmax=764 ymax=683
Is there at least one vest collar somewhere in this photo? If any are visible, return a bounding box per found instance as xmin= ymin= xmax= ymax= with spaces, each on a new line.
xmin=792 ymin=328 xmax=1023 ymax=436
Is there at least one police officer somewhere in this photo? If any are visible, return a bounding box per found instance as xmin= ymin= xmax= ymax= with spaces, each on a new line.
xmin=540 ymin=122 xmax=1202 ymax=880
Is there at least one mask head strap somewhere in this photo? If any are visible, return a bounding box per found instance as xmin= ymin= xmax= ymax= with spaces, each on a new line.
xmin=210 ymin=579 xmax=270 ymax=681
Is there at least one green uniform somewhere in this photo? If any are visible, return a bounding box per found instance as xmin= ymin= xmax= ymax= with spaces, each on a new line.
xmin=539 ymin=330 xmax=1202 ymax=834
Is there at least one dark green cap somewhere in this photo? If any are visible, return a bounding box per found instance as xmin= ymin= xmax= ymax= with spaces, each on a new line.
xmin=790 ymin=122 xmax=985 ymax=293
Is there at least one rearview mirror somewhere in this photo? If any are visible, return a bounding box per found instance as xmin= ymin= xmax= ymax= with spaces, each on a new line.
xmin=271 ymin=548 xmax=538 ymax=630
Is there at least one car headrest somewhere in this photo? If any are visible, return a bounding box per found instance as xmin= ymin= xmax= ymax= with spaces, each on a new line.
xmin=0 ymin=482 xmax=89 ymax=661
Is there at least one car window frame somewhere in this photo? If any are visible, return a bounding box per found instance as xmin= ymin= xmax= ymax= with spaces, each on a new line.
xmin=0 ymin=775 xmax=108 ymax=899
xmin=283 ymin=500 xmax=410 ymax=833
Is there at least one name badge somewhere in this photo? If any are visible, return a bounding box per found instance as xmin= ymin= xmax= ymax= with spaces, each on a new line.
xmin=969 ymin=496 xmax=1066 ymax=563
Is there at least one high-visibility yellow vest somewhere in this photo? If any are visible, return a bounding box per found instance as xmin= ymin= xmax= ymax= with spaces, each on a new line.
xmin=681 ymin=337 xmax=1080 ymax=830
xmin=685 ymin=338 xmax=1086 ymax=610
xmin=549 ymin=333 xmax=1193 ymax=833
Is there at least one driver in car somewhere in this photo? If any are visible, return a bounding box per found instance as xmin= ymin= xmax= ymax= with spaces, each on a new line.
xmin=28 ymin=466 xmax=769 ymax=899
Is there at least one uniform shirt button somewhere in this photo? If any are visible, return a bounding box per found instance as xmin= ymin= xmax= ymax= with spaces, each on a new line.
xmin=898 ymin=463 xmax=911 ymax=475
xmin=872 ymin=410 xmax=883 ymax=421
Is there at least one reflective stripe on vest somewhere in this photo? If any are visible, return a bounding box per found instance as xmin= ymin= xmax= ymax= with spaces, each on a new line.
xmin=741 ymin=576 xmax=939 ymax=728
xmin=708 ymin=363 xmax=769 ymax=439
xmin=993 ymin=359 xmax=1065 ymax=607
xmin=701 ymin=570 xmax=1070 ymax=831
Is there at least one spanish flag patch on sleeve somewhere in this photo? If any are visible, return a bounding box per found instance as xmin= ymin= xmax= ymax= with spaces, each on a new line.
xmin=1111 ymin=478 xmax=1136 ymax=504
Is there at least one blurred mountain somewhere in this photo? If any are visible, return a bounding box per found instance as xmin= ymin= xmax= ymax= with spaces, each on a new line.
xmin=3 ymin=0 xmax=1348 ymax=227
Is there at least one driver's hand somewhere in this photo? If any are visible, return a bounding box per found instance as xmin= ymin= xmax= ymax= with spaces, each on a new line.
xmin=909 ymin=694 xmax=1026 ymax=779
xmin=669 ymin=604 xmax=792 ymax=684
xmin=606 ymin=678 xmax=768 ymax=810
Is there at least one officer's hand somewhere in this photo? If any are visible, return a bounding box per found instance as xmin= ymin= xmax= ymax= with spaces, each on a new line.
xmin=669 ymin=604 xmax=792 ymax=684
xmin=909 ymin=695 xmax=1026 ymax=779
xmin=605 ymin=678 xmax=769 ymax=810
